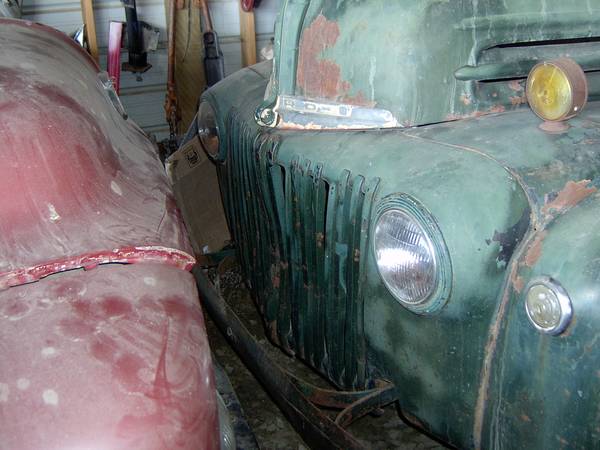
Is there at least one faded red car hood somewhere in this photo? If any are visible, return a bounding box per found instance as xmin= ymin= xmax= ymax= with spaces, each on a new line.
xmin=0 ymin=19 xmax=219 ymax=450
xmin=0 ymin=263 xmax=218 ymax=450
xmin=0 ymin=19 xmax=194 ymax=288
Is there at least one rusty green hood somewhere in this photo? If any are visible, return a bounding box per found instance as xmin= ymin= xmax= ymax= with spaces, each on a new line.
xmin=212 ymin=62 xmax=600 ymax=215
xmin=258 ymin=0 xmax=600 ymax=129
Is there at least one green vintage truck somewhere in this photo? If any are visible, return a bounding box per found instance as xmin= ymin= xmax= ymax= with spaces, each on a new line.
xmin=185 ymin=1 xmax=600 ymax=448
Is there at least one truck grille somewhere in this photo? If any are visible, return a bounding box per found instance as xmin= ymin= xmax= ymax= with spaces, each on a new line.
xmin=218 ymin=110 xmax=379 ymax=389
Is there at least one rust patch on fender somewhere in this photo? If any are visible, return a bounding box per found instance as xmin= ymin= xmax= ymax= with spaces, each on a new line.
xmin=297 ymin=14 xmax=340 ymax=98
xmin=508 ymin=79 xmax=523 ymax=92
xmin=270 ymin=263 xmax=281 ymax=288
xmin=297 ymin=14 xmax=373 ymax=106
xmin=487 ymin=105 xmax=506 ymax=114
xmin=512 ymin=274 xmax=525 ymax=293
xmin=402 ymin=410 xmax=427 ymax=430
xmin=509 ymin=95 xmax=527 ymax=106
xmin=524 ymin=231 xmax=547 ymax=267
xmin=542 ymin=180 xmax=597 ymax=216
xmin=473 ymin=258 xmax=519 ymax=448
xmin=474 ymin=219 xmax=538 ymax=446
xmin=446 ymin=104 xmax=506 ymax=121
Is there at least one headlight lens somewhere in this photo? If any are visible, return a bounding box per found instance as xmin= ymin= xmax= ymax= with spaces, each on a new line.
xmin=525 ymin=277 xmax=573 ymax=335
xmin=374 ymin=209 xmax=437 ymax=306
xmin=197 ymin=102 xmax=220 ymax=158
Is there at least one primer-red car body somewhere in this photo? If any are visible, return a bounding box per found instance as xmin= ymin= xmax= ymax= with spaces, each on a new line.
xmin=0 ymin=19 xmax=218 ymax=449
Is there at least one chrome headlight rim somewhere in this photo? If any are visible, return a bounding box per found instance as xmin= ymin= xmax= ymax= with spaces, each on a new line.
xmin=372 ymin=194 xmax=452 ymax=315
xmin=524 ymin=276 xmax=573 ymax=336
xmin=196 ymin=99 xmax=223 ymax=161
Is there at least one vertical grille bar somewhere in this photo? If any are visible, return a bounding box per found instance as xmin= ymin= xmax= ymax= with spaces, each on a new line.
xmin=329 ymin=171 xmax=351 ymax=383
xmin=223 ymin=115 xmax=237 ymax=247
xmin=257 ymin=138 xmax=282 ymax=342
xmin=343 ymin=175 xmax=365 ymax=386
xmin=322 ymin=177 xmax=339 ymax=377
xmin=290 ymin=157 xmax=308 ymax=358
xmin=312 ymin=165 xmax=328 ymax=373
xmin=241 ymin=127 xmax=258 ymax=285
xmin=356 ymin=177 xmax=380 ymax=384
xmin=247 ymin=134 xmax=268 ymax=298
xmin=253 ymin=136 xmax=274 ymax=318
xmin=300 ymin=159 xmax=316 ymax=365
xmin=238 ymin=126 xmax=255 ymax=284
xmin=275 ymin=163 xmax=294 ymax=354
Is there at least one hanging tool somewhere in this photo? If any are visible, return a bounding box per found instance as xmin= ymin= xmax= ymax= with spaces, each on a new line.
xmin=198 ymin=0 xmax=225 ymax=87
xmin=164 ymin=0 xmax=180 ymax=154
xmin=107 ymin=21 xmax=125 ymax=94
xmin=163 ymin=0 xmax=223 ymax=158
xmin=240 ymin=0 xmax=261 ymax=12
xmin=121 ymin=0 xmax=152 ymax=76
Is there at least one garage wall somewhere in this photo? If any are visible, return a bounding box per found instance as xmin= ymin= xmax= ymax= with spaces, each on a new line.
xmin=21 ymin=0 xmax=281 ymax=138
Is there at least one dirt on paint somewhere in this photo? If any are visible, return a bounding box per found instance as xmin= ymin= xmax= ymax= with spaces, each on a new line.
xmin=206 ymin=263 xmax=447 ymax=449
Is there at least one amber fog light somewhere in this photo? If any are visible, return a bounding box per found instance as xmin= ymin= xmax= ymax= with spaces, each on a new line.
xmin=526 ymin=58 xmax=587 ymax=125
xmin=197 ymin=101 xmax=220 ymax=158
xmin=525 ymin=277 xmax=573 ymax=335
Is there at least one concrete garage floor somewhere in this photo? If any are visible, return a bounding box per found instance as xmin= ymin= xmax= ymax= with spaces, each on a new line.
xmin=204 ymin=262 xmax=448 ymax=449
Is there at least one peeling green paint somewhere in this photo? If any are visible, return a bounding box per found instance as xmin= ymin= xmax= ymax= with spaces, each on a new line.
xmin=259 ymin=0 xmax=600 ymax=128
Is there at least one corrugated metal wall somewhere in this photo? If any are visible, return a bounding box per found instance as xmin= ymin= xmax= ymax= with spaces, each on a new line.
xmin=22 ymin=0 xmax=280 ymax=139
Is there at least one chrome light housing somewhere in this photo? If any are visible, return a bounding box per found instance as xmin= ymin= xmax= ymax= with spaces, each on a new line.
xmin=524 ymin=276 xmax=573 ymax=335
xmin=197 ymin=101 xmax=220 ymax=158
xmin=373 ymin=194 xmax=452 ymax=314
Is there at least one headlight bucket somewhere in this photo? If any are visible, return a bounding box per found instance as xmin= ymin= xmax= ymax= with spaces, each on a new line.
xmin=197 ymin=101 xmax=220 ymax=158
xmin=373 ymin=194 xmax=452 ymax=314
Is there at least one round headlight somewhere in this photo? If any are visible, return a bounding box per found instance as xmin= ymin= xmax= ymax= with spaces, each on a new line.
xmin=197 ymin=101 xmax=220 ymax=158
xmin=525 ymin=276 xmax=573 ymax=335
xmin=526 ymin=58 xmax=587 ymax=123
xmin=374 ymin=209 xmax=437 ymax=307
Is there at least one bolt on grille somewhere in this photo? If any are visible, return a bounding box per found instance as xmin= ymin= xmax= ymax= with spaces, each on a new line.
xmin=218 ymin=110 xmax=379 ymax=389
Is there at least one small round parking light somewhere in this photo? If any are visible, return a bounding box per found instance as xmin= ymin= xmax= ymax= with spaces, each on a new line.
xmin=524 ymin=277 xmax=573 ymax=336
xmin=526 ymin=58 xmax=587 ymax=132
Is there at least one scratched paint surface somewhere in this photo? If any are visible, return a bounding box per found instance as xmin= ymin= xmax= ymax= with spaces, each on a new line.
xmin=0 ymin=19 xmax=193 ymax=286
xmin=201 ymin=55 xmax=600 ymax=448
xmin=0 ymin=263 xmax=218 ymax=450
